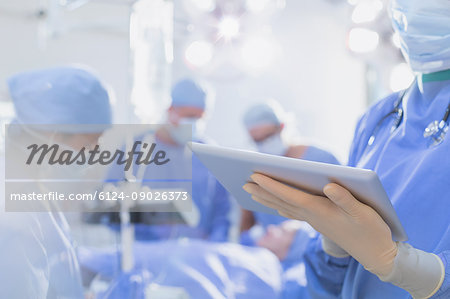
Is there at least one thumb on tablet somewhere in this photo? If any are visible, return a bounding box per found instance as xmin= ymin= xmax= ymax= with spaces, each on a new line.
xmin=323 ymin=183 xmax=362 ymax=216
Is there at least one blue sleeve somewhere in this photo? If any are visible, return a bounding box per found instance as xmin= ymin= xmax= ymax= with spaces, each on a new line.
xmin=207 ymin=180 xmax=231 ymax=242
xmin=431 ymin=251 xmax=450 ymax=299
xmin=304 ymin=236 xmax=351 ymax=299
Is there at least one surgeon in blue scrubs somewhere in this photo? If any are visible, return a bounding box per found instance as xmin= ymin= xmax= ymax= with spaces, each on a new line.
xmin=243 ymin=0 xmax=450 ymax=298
xmin=103 ymin=78 xmax=231 ymax=242
xmin=0 ymin=66 xmax=112 ymax=298
xmin=240 ymin=100 xmax=340 ymax=238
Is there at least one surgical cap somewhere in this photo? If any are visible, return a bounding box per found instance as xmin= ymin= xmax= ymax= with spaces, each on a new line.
xmin=7 ymin=66 xmax=112 ymax=133
xmin=170 ymin=79 xmax=206 ymax=110
xmin=243 ymin=102 xmax=282 ymax=130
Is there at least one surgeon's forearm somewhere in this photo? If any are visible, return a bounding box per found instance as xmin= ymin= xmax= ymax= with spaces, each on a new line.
xmin=377 ymin=243 xmax=445 ymax=299
xmin=305 ymin=236 xmax=351 ymax=298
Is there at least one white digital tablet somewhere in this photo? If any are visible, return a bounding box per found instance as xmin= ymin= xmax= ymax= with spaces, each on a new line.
xmin=189 ymin=142 xmax=407 ymax=242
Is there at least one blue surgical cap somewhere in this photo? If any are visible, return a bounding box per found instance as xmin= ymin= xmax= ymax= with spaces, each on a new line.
xmin=243 ymin=102 xmax=282 ymax=129
xmin=170 ymin=78 xmax=206 ymax=110
xmin=7 ymin=66 xmax=112 ymax=133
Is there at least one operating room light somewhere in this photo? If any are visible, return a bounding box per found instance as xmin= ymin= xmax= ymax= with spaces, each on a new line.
xmin=348 ymin=28 xmax=379 ymax=53
xmin=351 ymin=0 xmax=383 ymax=24
xmin=218 ymin=16 xmax=240 ymax=40
xmin=390 ymin=63 xmax=414 ymax=92
xmin=185 ymin=40 xmax=214 ymax=67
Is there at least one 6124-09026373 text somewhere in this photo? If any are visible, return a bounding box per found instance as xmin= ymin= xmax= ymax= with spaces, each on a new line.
xmin=9 ymin=190 xmax=189 ymax=202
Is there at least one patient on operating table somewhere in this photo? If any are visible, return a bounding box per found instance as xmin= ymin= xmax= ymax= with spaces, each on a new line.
xmin=79 ymin=220 xmax=316 ymax=299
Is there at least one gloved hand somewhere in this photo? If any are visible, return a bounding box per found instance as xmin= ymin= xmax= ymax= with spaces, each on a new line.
xmin=243 ymin=173 xmax=398 ymax=277
xmin=243 ymin=174 xmax=445 ymax=298
xmin=321 ymin=235 xmax=349 ymax=258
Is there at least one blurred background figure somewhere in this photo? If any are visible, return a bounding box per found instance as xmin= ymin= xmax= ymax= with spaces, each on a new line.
xmin=256 ymin=220 xmax=317 ymax=299
xmin=155 ymin=78 xmax=210 ymax=145
xmin=240 ymin=100 xmax=340 ymax=243
xmin=0 ymin=66 xmax=112 ymax=298
xmin=95 ymin=78 xmax=231 ymax=242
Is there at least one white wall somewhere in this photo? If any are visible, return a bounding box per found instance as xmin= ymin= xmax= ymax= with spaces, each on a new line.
xmin=173 ymin=0 xmax=367 ymax=163
xmin=0 ymin=0 xmax=131 ymax=123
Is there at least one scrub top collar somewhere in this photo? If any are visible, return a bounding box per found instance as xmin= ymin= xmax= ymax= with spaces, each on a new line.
xmin=421 ymin=69 xmax=450 ymax=83
xmin=417 ymin=69 xmax=450 ymax=101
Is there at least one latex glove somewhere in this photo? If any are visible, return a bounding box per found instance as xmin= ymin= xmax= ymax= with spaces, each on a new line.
xmin=379 ymin=242 xmax=444 ymax=299
xmin=243 ymin=174 xmax=445 ymax=298
xmin=243 ymin=173 xmax=398 ymax=277
xmin=321 ymin=235 xmax=349 ymax=258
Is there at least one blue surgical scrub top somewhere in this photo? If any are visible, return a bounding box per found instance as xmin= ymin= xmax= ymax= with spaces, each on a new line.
xmin=304 ymin=75 xmax=450 ymax=298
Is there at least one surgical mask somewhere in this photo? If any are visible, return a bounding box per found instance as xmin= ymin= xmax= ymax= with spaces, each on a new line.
xmin=256 ymin=133 xmax=287 ymax=156
xmin=390 ymin=0 xmax=450 ymax=74
xmin=169 ymin=117 xmax=199 ymax=145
